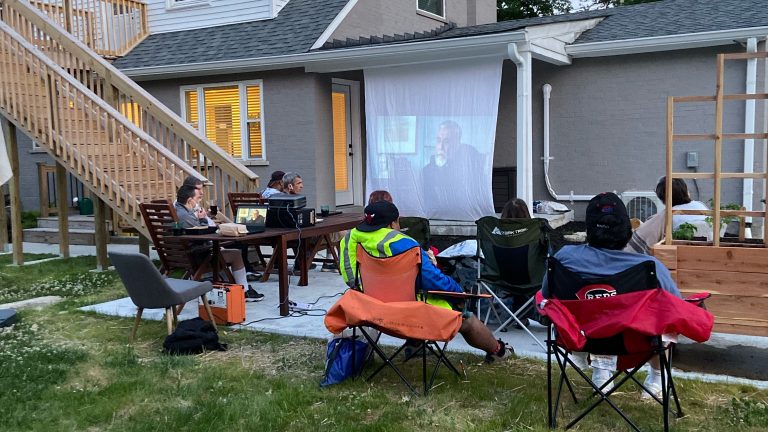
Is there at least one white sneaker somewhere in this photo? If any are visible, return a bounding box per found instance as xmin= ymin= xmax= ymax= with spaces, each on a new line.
xmin=591 ymin=367 xmax=614 ymax=392
xmin=641 ymin=377 xmax=663 ymax=400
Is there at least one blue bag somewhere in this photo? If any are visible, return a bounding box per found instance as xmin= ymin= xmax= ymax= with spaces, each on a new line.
xmin=320 ymin=337 xmax=369 ymax=387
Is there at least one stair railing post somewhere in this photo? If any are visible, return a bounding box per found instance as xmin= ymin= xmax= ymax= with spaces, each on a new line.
xmin=1 ymin=117 xmax=23 ymax=265
xmin=62 ymin=0 xmax=73 ymax=33
xmin=55 ymin=162 xmax=70 ymax=258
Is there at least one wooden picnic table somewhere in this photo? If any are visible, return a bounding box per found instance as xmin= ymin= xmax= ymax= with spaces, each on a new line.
xmin=179 ymin=212 xmax=361 ymax=316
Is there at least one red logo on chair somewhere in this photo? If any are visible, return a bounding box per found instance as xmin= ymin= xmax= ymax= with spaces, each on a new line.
xmin=576 ymin=284 xmax=617 ymax=300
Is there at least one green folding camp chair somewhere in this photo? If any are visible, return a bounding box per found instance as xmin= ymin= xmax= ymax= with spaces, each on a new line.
xmin=475 ymin=216 xmax=550 ymax=350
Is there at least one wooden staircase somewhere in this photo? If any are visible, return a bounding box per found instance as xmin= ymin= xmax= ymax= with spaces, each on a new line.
xmin=0 ymin=0 xmax=258 ymax=239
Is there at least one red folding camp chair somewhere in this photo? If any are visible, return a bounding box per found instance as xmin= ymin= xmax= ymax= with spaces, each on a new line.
xmin=538 ymin=257 xmax=713 ymax=431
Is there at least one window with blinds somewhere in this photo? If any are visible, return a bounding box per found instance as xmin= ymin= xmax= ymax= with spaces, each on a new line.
xmin=181 ymin=81 xmax=264 ymax=160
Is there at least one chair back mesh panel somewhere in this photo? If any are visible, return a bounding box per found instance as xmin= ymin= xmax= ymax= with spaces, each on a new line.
xmin=356 ymin=244 xmax=421 ymax=303
xmin=476 ymin=217 xmax=548 ymax=293
xmin=547 ymin=258 xmax=659 ymax=301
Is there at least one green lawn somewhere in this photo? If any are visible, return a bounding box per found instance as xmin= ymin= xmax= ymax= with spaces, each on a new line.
xmin=0 ymin=257 xmax=766 ymax=431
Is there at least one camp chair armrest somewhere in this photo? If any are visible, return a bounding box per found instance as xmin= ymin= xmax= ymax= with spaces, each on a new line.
xmin=425 ymin=291 xmax=492 ymax=300
xmin=684 ymin=291 xmax=711 ymax=308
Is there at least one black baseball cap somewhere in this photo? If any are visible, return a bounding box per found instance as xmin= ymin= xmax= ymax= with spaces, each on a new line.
xmin=357 ymin=201 xmax=399 ymax=232
xmin=585 ymin=192 xmax=632 ymax=248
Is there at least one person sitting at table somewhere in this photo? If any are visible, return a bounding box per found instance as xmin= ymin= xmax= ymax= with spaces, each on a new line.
xmin=175 ymin=184 xmax=264 ymax=302
xmin=283 ymin=172 xmax=304 ymax=194
xmin=261 ymin=170 xmax=285 ymax=198
xmin=182 ymin=175 xmax=231 ymax=225
xmin=340 ymin=200 xmax=511 ymax=363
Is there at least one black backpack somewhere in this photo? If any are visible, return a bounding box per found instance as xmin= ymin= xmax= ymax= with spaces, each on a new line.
xmin=163 ymin=318 xmax=227 ymax=355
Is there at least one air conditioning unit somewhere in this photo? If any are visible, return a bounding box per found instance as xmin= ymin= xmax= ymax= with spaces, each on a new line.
xmin=621 ymin=191 xmax=664 ymax=222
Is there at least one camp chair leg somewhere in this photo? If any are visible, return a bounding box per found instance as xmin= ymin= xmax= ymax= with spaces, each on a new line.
xmin=482 ymin=286 xmax=546 ymax=350
xmin=172 ymin=304 xmax=179 ymax=326
xmin=361 ymin=331 xmax=418 ymax=395
xmin=422 ymin=340 xmax=428 ymax=394
xmin=130 ymin=307 xmax=143 ymax=342
xmin=558 ymin=352 xmax=580 ymax=403
xmin=165 ymin=308 xmax=174 ymax=335
xmin=200 ymin=294 xmax=218 ymax=332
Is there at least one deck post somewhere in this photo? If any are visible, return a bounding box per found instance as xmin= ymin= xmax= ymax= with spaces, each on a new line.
xmin=94 ymin=196 xmax=108 ymax=270
xmin=56 ymin=162 xmax=70 ymax=258
xmin=2 ymin=118 xmax=23 ymax=265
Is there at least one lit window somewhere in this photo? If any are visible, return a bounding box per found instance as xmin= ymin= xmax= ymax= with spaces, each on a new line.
xmin=417 ymin=0 xmax=444 ymax=18
xmin=119 ymin=101 xmax=142 ymax=127
xmin=182 ymin=81 xmax=264 ymax=160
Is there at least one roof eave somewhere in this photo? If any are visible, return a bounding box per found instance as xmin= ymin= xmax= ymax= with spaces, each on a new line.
xmin=568 ymin=26 xmax=768 ymax=58
xmin=120 ymin=31 xmax=527 ymax=80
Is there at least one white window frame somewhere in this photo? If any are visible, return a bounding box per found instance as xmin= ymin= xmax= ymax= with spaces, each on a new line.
xmin=180 ymin=80 xmax=266 ymax=161
xmin=416 ymin=0 xmax=445 ymax=20
xmin=166 ymin=0 xmax=210 ymax=11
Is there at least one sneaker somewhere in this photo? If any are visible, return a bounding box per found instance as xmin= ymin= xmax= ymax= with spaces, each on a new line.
xmin=511 ymin=317 xmax=530 ymax=329
xmin=485 ymin=339 xmax=513 ymax=363
xmin=321 ymin=263 xmax=339 ymax=272
xmin=641 ymin=375 xmax=663 ymax=400
xmin=591 ymin=367 xmax=614 ymax=392
xmin=244 ymin=287 xmax=265 ymax=302
xmin=246 ymin=272 xmax=262 ymax=282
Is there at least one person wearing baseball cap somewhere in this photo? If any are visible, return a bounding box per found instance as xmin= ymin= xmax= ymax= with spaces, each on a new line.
xmin=340 ymin=200 xmax=511 ymax=363
xmin=261 ymin=170 xmax=285 ymax=198
xmin=540 ymin=192 xmax=681 ymax=398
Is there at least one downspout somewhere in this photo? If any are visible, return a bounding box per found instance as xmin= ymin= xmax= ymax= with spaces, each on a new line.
xmin=508 ymin=42 xmax=533 ymax=206
xmin=743 ymin=37 xmax=757 ymax=227
xmin=542 ymin=83 xmax=593 ymax=202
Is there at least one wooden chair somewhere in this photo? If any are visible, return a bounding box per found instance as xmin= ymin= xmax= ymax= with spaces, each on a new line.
xmin=139 ymin=201 xmax=232 ymax=282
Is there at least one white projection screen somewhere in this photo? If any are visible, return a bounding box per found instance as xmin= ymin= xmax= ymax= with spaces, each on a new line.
xmin=364 ymin=59 xmax=503 ymax=221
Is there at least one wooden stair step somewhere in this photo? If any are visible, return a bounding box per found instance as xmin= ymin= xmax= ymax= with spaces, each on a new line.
xmin=23 ymin=227 xmax=96 ymax=245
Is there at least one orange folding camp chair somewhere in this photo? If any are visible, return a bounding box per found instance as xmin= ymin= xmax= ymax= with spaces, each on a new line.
xmin=325 ymin=245 xmax=466 ymax=395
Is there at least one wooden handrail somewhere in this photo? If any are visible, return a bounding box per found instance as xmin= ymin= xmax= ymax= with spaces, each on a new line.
xmin=1 ymin=0 xmax=259 ymax=213
xmin=0 ymin=19 xmax=206 ymax=238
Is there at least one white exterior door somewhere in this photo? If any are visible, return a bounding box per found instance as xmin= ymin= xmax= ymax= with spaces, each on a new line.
xmin=332 ymin=83 xmax=355 ymax=206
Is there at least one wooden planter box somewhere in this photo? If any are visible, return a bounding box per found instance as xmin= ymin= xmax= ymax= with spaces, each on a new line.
xmin=652 ymin=243 xmax=768 ymax=337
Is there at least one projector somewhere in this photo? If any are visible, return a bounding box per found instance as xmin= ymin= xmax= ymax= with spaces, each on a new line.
xmin=266 ymin=207 xmax=316 ymax=228
xmin=267 ymin=193 xmax=306 ymax=209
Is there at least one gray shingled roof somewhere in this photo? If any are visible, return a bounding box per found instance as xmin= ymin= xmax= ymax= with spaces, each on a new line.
xmin=320 ymin=0 xmax=768 ymax=51
xmin=113 ymin=0 xmax=349 ymax=70
xmin=574 ymin=0 xmax=768 ymax=44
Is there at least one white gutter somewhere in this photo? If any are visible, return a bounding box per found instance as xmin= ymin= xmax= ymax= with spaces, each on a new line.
xmin=743 ymin=37 xmax=757 ymax=223
xmin=508 ymin=42 xmax=533 ymax=206
xmin=122 ymin=31 xmax=527 ymax=80
xmin=567 ymin=26 xmax=768 ymax=58
xmin=542 ymin=84 xmax=593 ymax=202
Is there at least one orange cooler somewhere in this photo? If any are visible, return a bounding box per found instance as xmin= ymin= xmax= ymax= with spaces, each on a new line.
xmin=199 ymin=283 xmax=246 ymax=325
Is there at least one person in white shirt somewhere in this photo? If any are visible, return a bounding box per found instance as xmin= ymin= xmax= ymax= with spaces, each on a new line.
xmin=655 ymin=176 xmax=708 ymax=230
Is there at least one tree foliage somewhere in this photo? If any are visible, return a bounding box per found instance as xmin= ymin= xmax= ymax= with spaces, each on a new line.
xmin=581 ymin=0 xmax=659 ymax=10
xmin=497 ymin=0 xmax=571 ymax=21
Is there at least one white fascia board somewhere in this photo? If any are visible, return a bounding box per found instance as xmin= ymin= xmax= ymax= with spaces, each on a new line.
xmin=568 ymin=26 xmax=768 ymax=57
xmin=310 ymin=0 xmax=358 ymax=51
xmin=122 ymin=31 xmax=527 ymax=80
xmin=530 ymin=42 xmax=570 ymax=66
xmin=523 ymin=18 xmax=602 ymax=66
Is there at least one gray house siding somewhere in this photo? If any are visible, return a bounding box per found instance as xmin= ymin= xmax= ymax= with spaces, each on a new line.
xmin=14 ymin=133 xmax=52 ymax=212
xmin=139 ymin=69 xmax=336 ymax=210
xmin=492 ymin=46 xmax=749 ymax=219
xmin=330 ymin=0 xmax=496 ymax=42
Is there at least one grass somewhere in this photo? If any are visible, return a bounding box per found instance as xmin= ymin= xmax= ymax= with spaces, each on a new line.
xmin=0 ymin=259 xmax=767 ymax=431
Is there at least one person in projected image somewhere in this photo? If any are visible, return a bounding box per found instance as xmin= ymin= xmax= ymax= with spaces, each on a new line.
xmin=245 ymin=209 xmax=265 ymax=225
xmin=422 ymin=120 xmax=484 ymax=215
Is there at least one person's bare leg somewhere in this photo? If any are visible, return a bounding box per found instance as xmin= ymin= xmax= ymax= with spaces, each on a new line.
xmin=221 ymin=248 xmax=248 ymax=288
xmin=459 ymin=315 xmax=499 ymax=354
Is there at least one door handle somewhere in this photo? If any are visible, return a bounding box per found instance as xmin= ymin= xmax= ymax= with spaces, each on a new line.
xmin=348 ymin=152 xmax=353 ymax=156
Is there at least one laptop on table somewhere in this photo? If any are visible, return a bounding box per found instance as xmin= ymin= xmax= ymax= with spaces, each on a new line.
xmin=235 ymin=204 xmax=268 ymax=233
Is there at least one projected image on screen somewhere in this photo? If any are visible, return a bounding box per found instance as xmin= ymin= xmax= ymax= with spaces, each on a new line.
xmin=364 ymin=60 xmax=502 ymax=221
xmin=368 ymin=115 xmax=494 ymax=220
